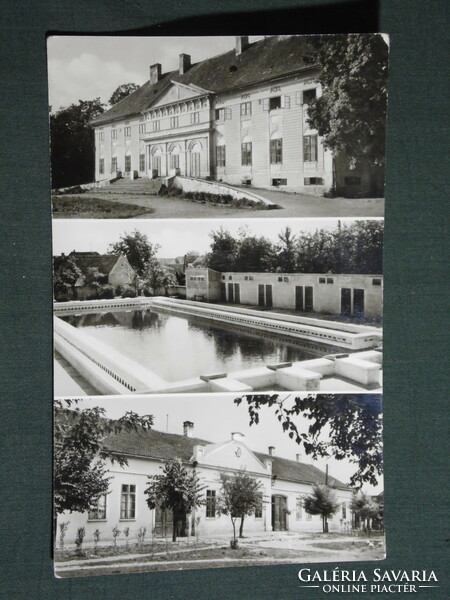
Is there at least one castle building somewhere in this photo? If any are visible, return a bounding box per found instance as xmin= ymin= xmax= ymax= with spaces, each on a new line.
xmin=92 ymin=36 xmax=381 ymax=197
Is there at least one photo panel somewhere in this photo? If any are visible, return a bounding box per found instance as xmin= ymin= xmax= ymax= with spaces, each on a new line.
xmin=54 ymin=392 xmax=384 ymax=578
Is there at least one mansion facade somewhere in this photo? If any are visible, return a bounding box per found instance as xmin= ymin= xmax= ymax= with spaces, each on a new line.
xmin=92 ymin=36 xmax=380 ymax=197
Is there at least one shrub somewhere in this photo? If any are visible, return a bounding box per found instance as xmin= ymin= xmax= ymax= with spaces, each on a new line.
xmin=112 ymin=526 xmax=121 ymax=551
xmin=98 ymin=285 xmax=115 ymax=299
xmin=93 ymin=529 xmax=100 ymax=555
xmin=136 ymin=526 xmax=146 ymax=549
xmin=59 ymin=521 xmax=70 ymax=552
xmin=74 ymin=527 xmax=86 ymax=556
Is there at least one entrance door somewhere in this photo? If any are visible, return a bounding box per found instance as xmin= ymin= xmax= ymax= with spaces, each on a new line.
xmin=265 ymin=285 xmax=273 ymax=308
xmin=220 ymin=282 xmax=226 ymax=301
xmin=258 ymin=284 xmax=265 ymax=307
xmin=234 ymin=283 xmax=240 ymax=304
xmin=154 ymin=505 xmax=173 ymax=537
xmin=272 ymin=495 xmax=288 ymax=531
xmin=295 ymin=286 xmax=304 ymax=311
xmin=353 ymin=288 xmax=365 ymax=318
xmin=191 ymin=152 xmax=201 ymax=177
xmin=305 ymin=286 xmax=313 ymax=312
xmin=227 ymin=282 xmax=234 ymax=303
xmin=153 ymin=155 xmax=162 ymax=176
xmin=341 ymin=288 xmax=352 ymax=316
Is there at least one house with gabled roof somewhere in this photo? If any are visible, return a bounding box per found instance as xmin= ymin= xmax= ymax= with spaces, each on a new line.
xmin=56 ymin=417 xmax=353 ymax=543
xmin=92 ymin=36 xmax=383 ymax=197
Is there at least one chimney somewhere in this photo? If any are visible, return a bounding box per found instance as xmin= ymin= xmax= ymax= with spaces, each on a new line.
xmin=150 ymin=63 xmax=162 ymax=84
xmin=236 ymin=36 xmax=250 ymax=56
xmin=268 ymin=446 xmax=275 ymax=456
xmin=183 ymin=420 xmax=194 ymax=437
xmin=231 ymin=432 xmax=245 ymax=442
xmin=296 ymin=453 xmax=302 ymax=463
xmin=179 ymin=53 xmax=191 ymax=75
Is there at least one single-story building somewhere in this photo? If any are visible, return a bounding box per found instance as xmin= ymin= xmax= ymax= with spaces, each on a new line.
xmin=56 ymin=418 xmax=354 ymax=543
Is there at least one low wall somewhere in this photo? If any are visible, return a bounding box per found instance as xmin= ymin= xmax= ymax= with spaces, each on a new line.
xmin=172 ymin=176 xmax=277 ymax=207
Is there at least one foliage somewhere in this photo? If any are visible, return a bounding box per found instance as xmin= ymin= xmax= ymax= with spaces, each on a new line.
xmin=53 ymin=254 xmax=82 ymax=299
xmin=145 ymin=261 xmax=178 ymax=295
xmin=59 ymin=521 xmax=70 ymax=552
xmin=216 ymin=471 xmax=263 ymax=544
xmin=205 ymin=221 xmax=383 ymax=274
xmin=50 ymin=98 xmax=105 ymax=188
xmin=303 ymin=484 xmax=340 ymax=533
xmin=235 ymin=394 xmax=383 ymax=487
xmin=93 ymin=529 xmax=100 ymax=554
xmin=145 ymin=459 xmax=206 ymax=542
xmin=109 ymin=230 xmax=159 ymax=278
xmin=136 ymin=526 xmax=146 ymax=548
xmin=306 ymin=34 xmax=388 ymax=170
xmin=54 ymin=400 xmax=153 ymax=518
xmin=112 ymin=526 xmax=120 ymax=550
xmin=74 ymin=526 xmax=86 ymax=555
xmin=351 ymin=491 xmax=382 ymax=533
xmin=109 ymin=83 xmax=139 ymax=106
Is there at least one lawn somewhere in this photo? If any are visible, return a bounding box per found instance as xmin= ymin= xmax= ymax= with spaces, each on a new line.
xmin=52 ymin=195 xmax=155 ymax=218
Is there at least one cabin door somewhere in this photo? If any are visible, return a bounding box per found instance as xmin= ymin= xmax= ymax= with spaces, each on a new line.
xmin=341 ymin=288 xmax=352 ymax=316
xmin=295 ymin=286 xmax=304 ymax=311
xmin=353 ymin=289 xmax=365 ymax=318
xmin=227 ymin=282 xmax=234 ymax=303
xmin=304 ymin=286 xmax=313 ymax=312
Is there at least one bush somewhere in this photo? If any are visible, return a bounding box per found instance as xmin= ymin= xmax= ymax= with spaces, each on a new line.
xmin=98 ymin=285 xmax=116 ymax=299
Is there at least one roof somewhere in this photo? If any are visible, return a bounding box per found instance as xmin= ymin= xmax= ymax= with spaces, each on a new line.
xmin=68 ymin=253 xmax=124 ymax=276
xmin=92 ymin=36 xmax=317 ymax=126
xmin=101 ymin=423 xmax=348 ymax=489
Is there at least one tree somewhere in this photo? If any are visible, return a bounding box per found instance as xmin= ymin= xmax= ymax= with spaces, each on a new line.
xmin=274 ymin=227 xmax=297 ymax=272
xmin=205 ymin=228 xmax=238 ymax=272
xmin=145 ymin=459 xmax=206 ymax=542
xmin=216 ymin=471 xmax=263 ymax=545
xmin=233 ymin=233 xmax=276 ymax=273
xmin=351 ymin=491 xmax=382 ymax=535
xmin=109 ymin=230 xmax=159 ymax=278
xmin=109 ymin=83 xmax=139 ymax=106
xmin=50 ymin=98 xmax=105 ymax=188
xmin=306 ymin=34 xmax=388 ymax=193
xmin=303 ymin=483 xmax=340 ymax=533
xmin=145 ymin=261 xmax=177 ymax=296
xmin=53 ymin=254 xmax=82 ymax=300
xmin=54 ymin=400 xmax=153 ymax=538
xmin=235 ymin=394 xmax=383 ymax=487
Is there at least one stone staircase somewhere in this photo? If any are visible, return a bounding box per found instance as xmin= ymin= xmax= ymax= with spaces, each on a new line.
xmin=102 ymin=177 xmax=166 ymax=195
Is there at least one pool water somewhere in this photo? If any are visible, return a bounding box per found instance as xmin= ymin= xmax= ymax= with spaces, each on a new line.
xmin=62 ymin=308 xmax=330 ymax=382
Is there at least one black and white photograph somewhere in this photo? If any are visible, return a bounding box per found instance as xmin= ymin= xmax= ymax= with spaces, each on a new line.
xmin=48 ymin=34 xmax=388 ymax=219
xmin=54 ymin=393 xmax=384 ymax=578
xmin=53 ymin=218 xmax=383 ymax=397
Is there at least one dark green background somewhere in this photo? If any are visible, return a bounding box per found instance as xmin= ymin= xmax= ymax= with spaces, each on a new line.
xmin=1 ymin=1 xmax=448 ymax=598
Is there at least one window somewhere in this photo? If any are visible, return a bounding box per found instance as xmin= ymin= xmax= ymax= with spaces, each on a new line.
xmin=277 ymin=276 xmax=283 ymax=282
xmin=244 ymin=275 xmax=254 ymax=281
xmin=270 ymin=139 xmax=283 ymax=164
xmin=228 ymin=275 xmax=232 ymax=280
xmin=319 ymin=277 xmax=326 ymax=284
xmin=111 ymin=157 xmax=118 ymax=173
xmin=139 ymin=154 xmax=145 ymax=172
xmin=120 ymin=484 xmax=136 ymax=519
xmin=284 ymin=276 xmax=290 ymax=282
xmin=170 ymin=116 xmax=179 ymax=128
xmin=304 ymin=177 xmax=324 ymax=185
xmin=124 ymin=156 xmax=131 ymax=172
xmin=170 ymin=154 xmax=180 ymax=169
xmin=99 ymin=158 xmax=104 ymax=175
xmin=124 ymin=126 xmax=131 ymax=137
xmin=306 ymin=512 xmax=312 ymax=521
xmin=255 ymin=494 xmax=263 ymax=519
xmin=153 ymin=121 xmax=160 ymax=132
xmin=89 ymin=494 xmax=107 ymax=520
xmin=241 ymin=142 xmax=252 ymax=166
xmin=296 ymin=497 xmax=303 ymax=520
xmin=216 ymin=145 xmax=226 ymax=167
xmin=190 ymin=276 xmax=205 ymax=281
xmin=272 ymin=178 xmax=287 ymax=186
xmin=372 ymin=278 xmax=382 ymax=286
xmin=98 ymin=131 xmax=104 ymax=141
xmin=206 ymin=490 xmax=216 ymax=518
xmin=240 ymin=101 xmax=252 ymax=116
xmin=303 ymin=88 xmax=317 ymax=104
xmin=111 ymin=129 xmax=117 ymax=140
xmin=191 ymin=112 xmax=200 ymax=125
xmin=269 ymin=96 xmax=282 ymax=110
xmin=139 ymin=123 xmax=146 ymax=134
xmin=215 ymin=108 xmax=225 ymax=121
xmin=342 ymin=503 xmax=347 ymax=520
xmin=327 ymin=277 xmax=334 ymax=284
xmin=303 ymin=135 xmax=318 ymax=162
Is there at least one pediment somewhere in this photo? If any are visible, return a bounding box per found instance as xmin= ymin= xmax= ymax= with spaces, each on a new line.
xmin=198 ymin=440 xmax=268 ymax=475
xmin=151 ymin=81 xmax=209 ymax=108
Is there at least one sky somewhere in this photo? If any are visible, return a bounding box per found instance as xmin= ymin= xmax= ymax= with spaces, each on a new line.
xmin=52 ymin=217 xmax=366 ymax=258
xmin=47 ymin=36 xmax=254 ymax=110
xmin=75 ymin=393 xmax=383 ymax=495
